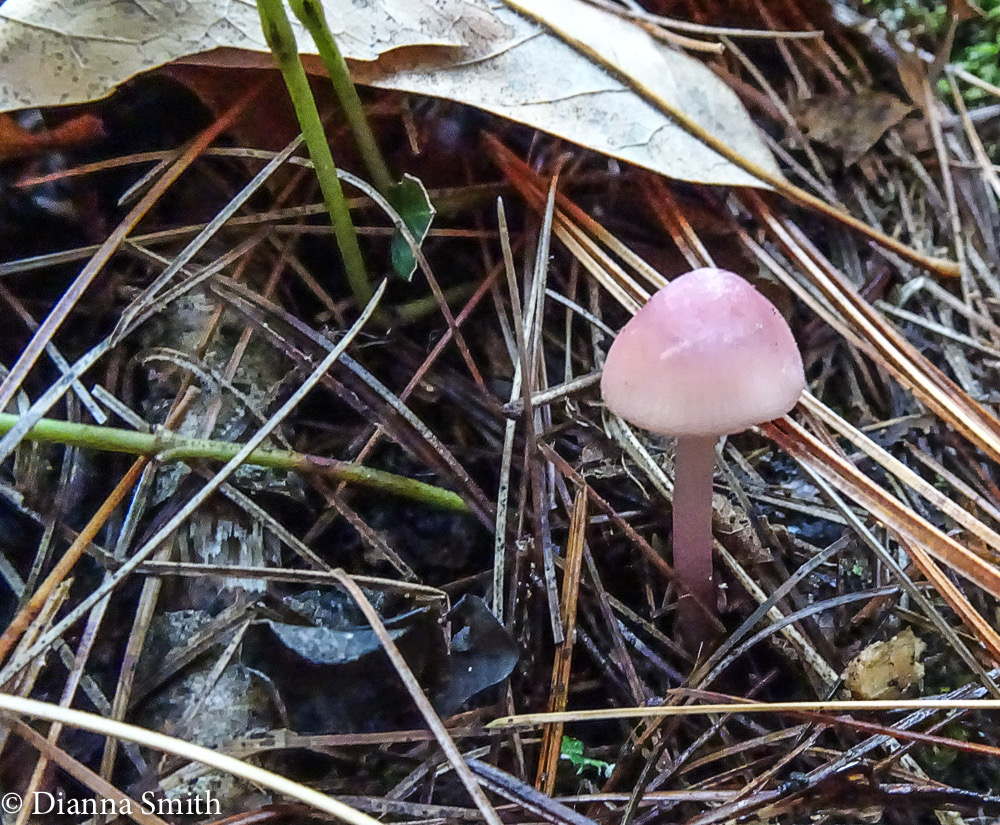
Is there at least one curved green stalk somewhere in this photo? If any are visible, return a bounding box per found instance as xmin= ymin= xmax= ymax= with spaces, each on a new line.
xmin=288 ymin=0 xmax=394 ymax=195
xmin=285 ymin=0 xmax=434 ymax=282
xmin=392 ymin=283 xmax=476 ymax=323
xmin=256 ymin=0 xmax=373 ymax=306
xmin=0 ymin=413 xmax=467 ymax=513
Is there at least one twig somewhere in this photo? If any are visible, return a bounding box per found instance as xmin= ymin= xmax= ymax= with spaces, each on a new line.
xmin=535 ymin=486 xmax=587 ymax=793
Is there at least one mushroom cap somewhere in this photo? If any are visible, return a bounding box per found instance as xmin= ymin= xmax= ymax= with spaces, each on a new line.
xmin=601 ymin=268 xmax=805 ymax=436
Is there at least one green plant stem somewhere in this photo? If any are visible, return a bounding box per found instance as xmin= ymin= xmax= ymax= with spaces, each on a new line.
xmin=256 ymin=0 xmax=373 ymax=306
xmin=289 ymin=0 xmax=394 ymax=196
xmin=0 ymin=413 xmax=468 ymax=513
xmin=392 ymin=283 xmax=476 ymax=323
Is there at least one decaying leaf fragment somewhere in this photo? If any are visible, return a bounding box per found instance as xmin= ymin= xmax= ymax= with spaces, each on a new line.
xmin=843 ymin=628 xmax=927 ymax=700
xmin=247 ymin=591 xmax=517 ymax=732
xmin=0 ymin=0 xmax=777 ymax=187
xmin=794 ymin=90 xmax=913 ymax=165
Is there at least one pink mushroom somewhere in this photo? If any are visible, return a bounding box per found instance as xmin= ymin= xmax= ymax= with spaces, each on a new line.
xmin=601 ymin=268 xmax=805 ymax=635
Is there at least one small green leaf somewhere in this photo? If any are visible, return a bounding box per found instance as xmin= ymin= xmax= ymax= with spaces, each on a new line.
xmin=559 ymin=736 xmax=614 ymax=779
xmin=388 ymin=174 xmax=435 ymax=282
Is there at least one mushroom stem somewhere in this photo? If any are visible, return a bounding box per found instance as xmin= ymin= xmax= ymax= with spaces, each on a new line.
xmin=672 ymin=435 xmax=717 ymax=621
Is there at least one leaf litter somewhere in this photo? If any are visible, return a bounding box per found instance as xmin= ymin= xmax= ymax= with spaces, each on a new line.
xmin=3 ymin=1 xmax=1000 ymax=825
xmin=0 ymin=0 xmax=778 ymax=186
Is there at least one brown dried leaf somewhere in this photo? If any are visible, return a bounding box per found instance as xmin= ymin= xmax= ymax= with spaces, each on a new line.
xmin=795 ymin=91 xmax=913 ymax=165
xmin=0 ymin=0 xmax=777 ymax=187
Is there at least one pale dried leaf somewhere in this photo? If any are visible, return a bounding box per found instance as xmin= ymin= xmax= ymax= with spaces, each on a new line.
xmin=0 ymin=0 xmax=778 ymax=187
xmin=843 ymin=628 xmax=926 ymax=701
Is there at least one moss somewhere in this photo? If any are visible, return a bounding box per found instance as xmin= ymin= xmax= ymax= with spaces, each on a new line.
xmin=860 ymin=0 xmax=1000 ymax=102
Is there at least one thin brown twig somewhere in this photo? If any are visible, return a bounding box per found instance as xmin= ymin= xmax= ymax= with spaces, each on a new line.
xmin=535 ymin=486 xmax=587 ymax=793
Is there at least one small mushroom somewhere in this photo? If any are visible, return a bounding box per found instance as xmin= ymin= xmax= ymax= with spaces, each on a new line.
xmin=601 ymin=268 xmax=805 ymax=638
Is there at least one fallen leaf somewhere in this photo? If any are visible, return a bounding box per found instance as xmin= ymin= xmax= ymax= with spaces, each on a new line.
xmin=354 ymin=0 xmax=780 ymax=187
xmin=432 ymin=595 xmax=519 ymax=717
xmin=0 ymin=0 xmax=777 ymax=187
xmin=247 ymin=591 xmax=447 ymax=734
xmin=794 ymin=91 xmax=913 ymax=165
xmin=264 ymin=618 xmax=409 ymax=665
xmin=843 ymin=628 xmax=926 ymax=701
